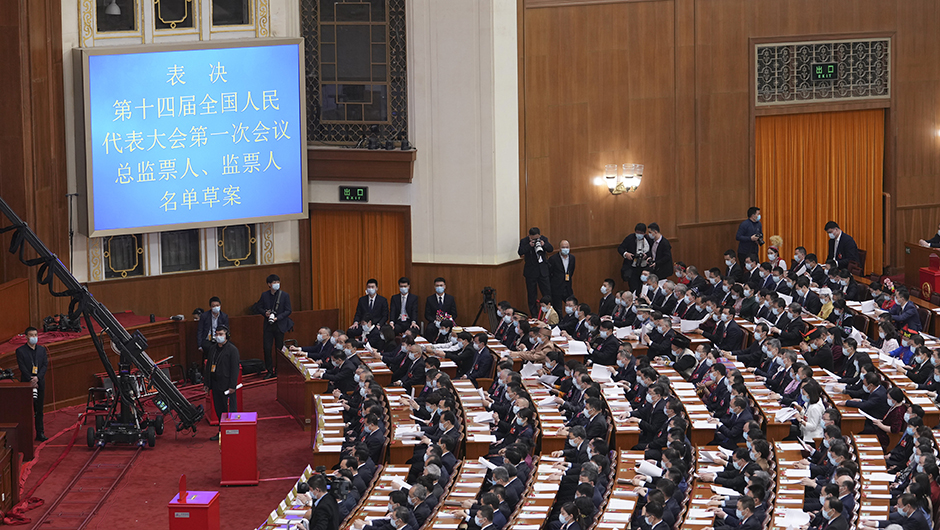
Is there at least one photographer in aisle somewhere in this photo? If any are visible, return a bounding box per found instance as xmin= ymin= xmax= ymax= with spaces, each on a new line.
xmin=253 ymin=274 xmax=294 ymax=379
xmin=15 ymin=326 xmax=48 ymax=442
xmin=519 ymin=227 xmax=554 ymax=316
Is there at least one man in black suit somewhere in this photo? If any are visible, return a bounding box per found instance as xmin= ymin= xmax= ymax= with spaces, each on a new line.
xmin=844 ymin=372 xmax=889 ymax=420
xmin=466 ymin=333 xmax=494 ymax=385
xmin=598 ymin=278 xmax=616 ymax=317
xmin=626 ymin=384 xmax=667 ymax=448
xmin=647 ymin=223 xmax=673 ymax=281
xmin=581 ymin=398 xmax=609 ymax=440
xmin=715 ymin=496 xmax=762 ymax=530
xmin=744 ymin=255 xmax=762 ymax=284
xmin=706 ymin=307 xmax=744 ymax=351
xmin=206 ymin=325 xmax=239 ymax=440
xmin=253 ymin=273 xmax=294 ymax=379
xmin=724 ymin=250 xmax=745 ymax=284
xmin=789 ymin=246 xmax=808 ymax=279
xmin=825 ymin=221 xmax=861 ymax=269
xmin=390 ymin=277 xmax=421 ymax=334
xmin=548 ymin=240 xmax=575 ymax=314
xmin=553 ymin=426 xmax=589 ymax=464
xmin=323 ymin=348 xmax=358 ymax=394
xmin=617 ymin=223 xmax=652 ymax=292
xmin=518 ymin=227 xmax=554 ymax=316
xmin=308 ymin=475 xmax=340 ymax=530
xmin=713 ymin=396 xmax=753 ymax=449
xmin=196 ymin=296 xmax=229 ymax=363
xmin=803 ymin=254 xmax=828 ymax=286
xmin=875 ymin=494 xmax=927 ymax=530
xmin=445 ymin=332 xmax=476 ymax=376
xmin=643 ymin=502 xmax=670 ymax=530
xmin=16 ymin=326 xmax=49 ymax=442
xmin=794 ymin=277 xmax=823 ymax=315
xmin=348 ymin=278 xmax=390 ymax=335
xmin=685 ymin=265 xmax=708 ymax=296
xmin=590 ymin=321 xmax=620 ymax=366
xmin=425 ymin=277 xmax=458 ymax=340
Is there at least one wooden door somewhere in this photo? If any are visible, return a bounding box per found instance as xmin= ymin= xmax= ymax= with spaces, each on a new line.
xmin=308 ymin=206 xmax=411 ymax=327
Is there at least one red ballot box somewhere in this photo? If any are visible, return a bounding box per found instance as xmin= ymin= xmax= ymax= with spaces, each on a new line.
xmin=220 ymin=412 xmax=258 ymax=486
xmin=168 ymin=491 xmax=220 ymax=530
xmin=920 ymin=253 xmax=940 ymax=299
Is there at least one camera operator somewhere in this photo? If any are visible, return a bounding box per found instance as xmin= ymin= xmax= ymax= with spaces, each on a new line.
xmin=736 ymin=207 xmax=763 ymax=258
xmin=519 ymin=227 xmax=554 ymax=316
xmin=253 ymin=274 xmax=294 ymax=379
xmin=205 ymin=325 xmax=239 ymax=441
xmin=15 ymin=326 xmax=48 ymax=442
xmin=617 ymin=223 xmax=652 ymax=292
xmin=307 ymin=474 xmax=340 ymax=530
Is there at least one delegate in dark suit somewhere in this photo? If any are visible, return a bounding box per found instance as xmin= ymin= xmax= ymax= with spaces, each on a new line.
xmin=590 ymin=335 xmax=621 ymax=366
xmin=519 ymin=234 xmax=554 ymax=315
xmin=845 ymin=385 xmax=889 ymax=420
xmin=827 ymin=232 xmax=861 ymax=269
xmin=466 ymin=347 xmax=494 ymax=385
xmin=425 ymin=293 xmax=458 ymax=336
xmin=16 ymin=340 xmax=49 ymax=438
xmin=352 ymin=295 xmax=390 ymax=328
xmin=390 ymin=292 xmax=420 ymax=334
xmin=253 ymin=287 xmax=294 ymax=375
xmin=648 ymin=235 xmax=673 ymax=281
xmin=308 ymin=492 xmax=340 ymax=530
xmin=548 ymin=252 xmax=575 ymax=313
xmin=796 ymin=290 xmax=823 ymax=316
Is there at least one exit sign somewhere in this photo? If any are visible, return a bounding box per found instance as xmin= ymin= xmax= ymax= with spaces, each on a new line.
xmin=339 ymin=185 xmax=369 ymax=202
xmin=811 ymin=63 xmax=838 ymax=81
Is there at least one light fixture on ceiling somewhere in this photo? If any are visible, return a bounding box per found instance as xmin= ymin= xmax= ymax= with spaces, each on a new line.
xmin=105 ymin=0 xmax=121 ymax=16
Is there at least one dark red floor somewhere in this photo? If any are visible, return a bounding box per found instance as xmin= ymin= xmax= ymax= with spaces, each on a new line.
xmin=21 ymin=381 xmax=309 ymax=529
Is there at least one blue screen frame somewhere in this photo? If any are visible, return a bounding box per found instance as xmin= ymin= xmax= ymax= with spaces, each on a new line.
xmin=78 ymin=39 xmax=307 ymax=237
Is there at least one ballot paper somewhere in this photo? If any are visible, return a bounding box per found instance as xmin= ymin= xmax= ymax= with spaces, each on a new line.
xmin=774 ymin=509 xmax=810 ymax=528
xmin=520 ymin=363 xmax=542 ymax=378
xmin=478 ymin=457 xmax=498 ymax=470
xmin=471 ymin=434 xmax=496 ymax=443
xmin=866 ymin=472 xmax=896 ymax=482
xmin=710 ymin=485 xmax=740 ymax=496
xmin=591 ymin=364 xmax=612 ymax=382
xmin=567 ymin=341 xmax=588 ymax=354
xmin=551 ymin=326 xmax=561 ymax=337
xmin=680 ymin=319 xmax=704 ymax=333
xmin=409 ymin=414 xmax=429 ymax=424
xmin=601 ymin=513 xmax=633 ymax=523
xmin=779 ymin=293 xmax=793 ymax=305
xmin=539 ymin=396 xmax=557 ymax=407
xmin=539 ymin=375 xmax=559 ymax=386
xmin=687 ymin=509 xmax=713 ymax=520
xmin=692 ymin=420 xmax=717 ymax=430
xmin=606 ymin=499 xmax=635 ymax=511
xmin=391 ymin=478 xmax=412 ymax=490
xmin=858 ymin=409 xmax=879 ymax=422
xmin=784 ymin=469 xmax=811 ymax=478
xmin=636 ymin=460 xmax=663 ymax=478
xmin=861 ymin=300 xmax=875 ymax=313
xmin=775 ymin=408 xmax=798 ymax=422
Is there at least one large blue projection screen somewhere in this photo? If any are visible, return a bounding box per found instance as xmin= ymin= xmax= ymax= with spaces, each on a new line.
xmin=79 ymin=40 xmax=306 ymax=237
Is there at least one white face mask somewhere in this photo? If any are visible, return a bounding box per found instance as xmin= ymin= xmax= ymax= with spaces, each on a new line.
xmin=503 ymin=315 xmax=512 ymax=324
xmin=27 ymin=336 xmax=38 ymax=346
xmin=600 ymin=286 xmax=608 ymax=294
xmin=745 ymin=262 xmax=754 ymax=271
xmin=366 ymin=287 xmax=376 ymax=296
xmin=435 ymin=286 xmax=445 ymax=294
xmin=271 ymin=282 xmax=280 ymax=291
xmin=211 ymin=305 xmax=221 ymax=314
xmin=400 ymin=286 xmax=409 ymax=294
xmin=828 ymin=231 xmax=837 ymax=240
xmin=560 ymin=248 xmax=570 ymax=256
xmin=599 ymin=331 xmax=609 ymax=339
xmin=215 ymin=334 xmax=226 ymax=344
xmin=725 ymin=260 xmax=733 ymax=267
xmin=640 ymin=274 xmax=649 ymax=282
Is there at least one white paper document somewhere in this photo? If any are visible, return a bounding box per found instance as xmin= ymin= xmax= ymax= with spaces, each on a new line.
xmin=591 ymin=364 xmax=612 ymax=382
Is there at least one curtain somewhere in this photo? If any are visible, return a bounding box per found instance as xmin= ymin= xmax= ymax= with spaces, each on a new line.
xmin=755 ymin=109 xmax=884 ymax=274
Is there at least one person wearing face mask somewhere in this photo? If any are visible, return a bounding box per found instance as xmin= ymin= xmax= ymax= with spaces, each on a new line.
xmin=743 ymin=254 xmax=762 ymax=285
xmin=769 ymin=302 xmax=805 ymax=347
xmin=305 ymin=475 xmax=340 ymax=530
xmin=205 ymin=325 xmax=239 ymax=440
xmin=710 ymin=396 xmax=753 ymax=449
xmin=589 ymin=321 xmax=621 ymax=366
xmin=843 ymin=372 xmax=889 ymax=421
xmin=815 ymin=287 xmax=834 ymax=320
xmin=793 ymin=277 xmax=823 ymax=314
xmin=443 ymin=331 xmax=476 ymax=375
xmin=390 ymin=277 xmax=420 ymax=334
xmin=824 ymin=221 xmax=860 ymax=270
xmin=617 ymin=223 xmax=652 ymax=292
xmin=703 ymin=307 xmax=744 ymax=352
xmin=253 ymin=273 xmax=294 ymax=379
xmin=348 ymin=279 xmax=390 ymax=337
xmin=905 ymin=346 xmax=934 ymax=385
xmin=196 ymin=296 xmax=229 ymax=362
xmin=425 ymin=277 xmax=458 ymax=340
xmin=322 ymin=347 xmax=357 ymax=394
xmin=519 ymin=227 xmax=555 ymax=316
xmin=597 ymin=278 xmax=617 ymax=317
xmin=688 ymin=345 xmax=715 ymax=385
xmin=726 ymin=323 xmax=769 ymax=369
xmin=801 ymin=327 xmax=834 ymax=371
xmin=684 ymin=265 xmax=709 ymax=296
xmin=291 ymin=326 xmax=333 ymax=362
xmin=465 ymin=334 xmax=494 ymax=386
xmin=864 ymin=494 xmax=926 ymax=530
xmin=536 ymin=295 xmax=560 ymax=326
xmin=548 ymin=240 xmax=576 ymax=314
xmin=889 ymin=288 xmax=923 ymax=332
xmin=16 ymin=326 xmax=49 ymax=442
xmin=734 ymin=283 xmax=758 ymax=321
xmin=812 ymin=497 xmax=848 ymax=530
xmin=887 ymin=416 xmax=924 ymax=473
xmin=573 ymin=308 xmax=598 ymax=343
xmin=396 ymin=345 xmax=427 ymax=391
xmin=645 ymin=316 xmax=675 ymax=360
xmin=652 ymin=281 xmax=679 ymax=315
xmin=890 ymin=328 xmax=923 ymax=365
xmin=557 ymin=297 xmax=581 ymax=335
xmin=735 ymin=207 xmax=763 ymax=258
xmin=723 ymin=249 xmax=745 ymax=284
xmin=869 ymin=386 xmax=908 ymax=450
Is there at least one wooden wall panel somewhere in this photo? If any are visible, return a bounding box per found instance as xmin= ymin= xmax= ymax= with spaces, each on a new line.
xmin=411 ymin=261 xmax=526 ymax=329
xmin=0 ymin=279 xmax=29 ymax=344
xmin=522 ymin=0 xmax=940 ymax=273
xmin=308 ymin=205 xmax=411 ymax=327
xmin=87 ymin=263 xmax=302 ymax=318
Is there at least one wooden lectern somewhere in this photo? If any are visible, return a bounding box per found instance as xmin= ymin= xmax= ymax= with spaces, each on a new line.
xmin=0 ymin=382 xmax=35 ymax=461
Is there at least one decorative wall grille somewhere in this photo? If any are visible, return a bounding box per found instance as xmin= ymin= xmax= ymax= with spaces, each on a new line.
xmin=755 ymin=38 xmax=890 ymax=106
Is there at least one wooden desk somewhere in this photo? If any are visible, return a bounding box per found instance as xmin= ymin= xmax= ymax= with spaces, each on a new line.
xmin=853 ymin=435 xmax=892 ymax=521
xmin=309 ymin=395 xmax=344 ymax=470
xmin=276 ymin=351 xmax=328 ymax=430
xmin=0 ymin=383 xmax=34 ymax=461
xmin=903 ymin=241 xmax=940 ymax=288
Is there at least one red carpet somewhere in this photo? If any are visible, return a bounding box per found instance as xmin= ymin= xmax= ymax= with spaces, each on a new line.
xmin=22 ymin=381 xmax=309 ymax=529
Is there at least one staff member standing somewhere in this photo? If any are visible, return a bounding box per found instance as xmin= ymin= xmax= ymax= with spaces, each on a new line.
xmin=253 ymin=274 xmax=294 ymax=379
xmin=206 ymin=325 xmax=239 ymax=440
xmin=196 ymin=296 xmax=228 ymax=365
xmin=735 ymin=207 xmax=762 ymax=258
xmin=519 ymin=227 xmax=554 ymax=316
xmin=16 ymin=326 xmax=48 ymax=442
xmin=548 ymin=240 xmax=575 ymax=314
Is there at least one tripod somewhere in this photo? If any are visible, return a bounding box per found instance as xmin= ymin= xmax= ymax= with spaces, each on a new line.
xmin=472 ymin=288 xmax=499 ymax=330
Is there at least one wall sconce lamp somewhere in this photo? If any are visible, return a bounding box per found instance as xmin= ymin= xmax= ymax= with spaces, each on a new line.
xmin=594 ymin=163 xmax=643 ymax=195
xmin=105 ymin=0 xmax=121 ymax=15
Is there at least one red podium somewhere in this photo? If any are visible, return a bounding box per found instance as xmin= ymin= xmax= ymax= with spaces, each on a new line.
xmin=168 ymin=491 xmax=220 ymax=530
xmin=919 ymin=253 xmax=940 ymax=299
xmin=220 ymin=412 xmax=258 ymax=486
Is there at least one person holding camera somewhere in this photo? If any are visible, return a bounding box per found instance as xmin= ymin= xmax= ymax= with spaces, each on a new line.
xmin=15 ymin=326 xmax=48 ymax=442
xmin=253 ymin=274 xmax=294 ymax=379
xmin=205 ymin=325 xmax=239 ymax=440
xmin=519 ymin=227 xmax=554 ymax=316
xmin=617 ymin=223 xmax=652 ymax=292
xmin=736 ymin=207 xmax=763 ymax=258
